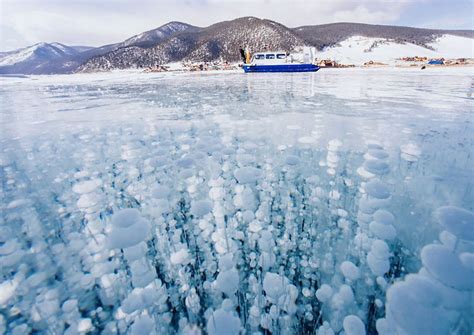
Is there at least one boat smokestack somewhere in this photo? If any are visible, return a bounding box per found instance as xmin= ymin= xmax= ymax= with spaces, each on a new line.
xmin=245 ymin=47 xmax=251 ymax=64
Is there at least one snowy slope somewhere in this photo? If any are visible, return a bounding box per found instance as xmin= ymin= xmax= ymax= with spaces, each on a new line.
xmin=0 ymin=42 xmax=84 ymax=67
xmin=315 ymin=34 xmax=474 ymax=65
xmin=120 ymin=22 xmax=196 ymax=48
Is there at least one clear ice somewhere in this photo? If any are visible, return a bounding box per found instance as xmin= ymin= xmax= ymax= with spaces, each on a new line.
xmin=0 ymin=68 xmax=473 ymax=334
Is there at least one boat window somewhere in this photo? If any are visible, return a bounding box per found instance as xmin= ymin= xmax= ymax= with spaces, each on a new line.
xmin=276 ymin=54 xmax=286 ymax=59
xmin=254 ymin=54 xmax=265 ymax=60
xmin=266 ymin=54 xmax=275 ymax=59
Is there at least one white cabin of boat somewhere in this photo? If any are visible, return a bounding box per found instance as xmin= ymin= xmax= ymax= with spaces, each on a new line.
xmin=249 ymin=51 xmax=290 ymax=65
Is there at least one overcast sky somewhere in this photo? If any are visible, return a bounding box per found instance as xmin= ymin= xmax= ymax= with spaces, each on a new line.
xmin=1 ymin=0 xmax=473 ymax=51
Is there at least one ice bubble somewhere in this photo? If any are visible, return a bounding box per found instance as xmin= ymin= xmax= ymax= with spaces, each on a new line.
xmin=316 ymin=321 xmax=335 ymax=335
xmin=72 ymin=179 xmax=102 ymax=194
xmin=107 ymin=218 xmax=150 ymax=249
xmin=77 ymin=318 xmax=93 ymax=333
xmin=179 ymin=169 xmax=194 ymax=179
xmin=436 ymin=206 xmax=474 ymax=241
xmin=421 ymin=244 xmax=473 ymax=290
xmin=155 ymin=199 xmax=170 ymax=214
xmin=331 ymin=285 xmax=354 ymax=309
xmin=340 ymin=261 xmax=361 ymax=280
xmin=369 ymin=221 xmax=396 ymax=240
xmin=209 ymin=187 xmax=225 ymax=201
xmin=0 ymin=240 xmax=20 ymax=255
xmin=170 ymin=248 xmax=190 ymax=265
xmin=367 ymin=142 xmax=383 ymax=150
xmin=130 ymin=315 xmax=154 ymax=335
xmin=236 ymin=153 xmax=255 ymax=165
xmin=363 ymin=159 xmax=389 ymax=175
xmin=328 ymin=139 xmax=342 ymax=151
xmin=241 ymin=210 xmax=255 ymax=223
xmin=418 ymin=268 xmax=470 ymax=310
xmin=375 ymin=318 xmax=393 ymax=335
xmin=191 ymin=200 xmax=213 ymax=217
xmin=26 ymin=272 xmax=48 ymax=288
xmin=77 ymin=193 xmax=101 ymax=209
xmin=62 ymin=299 xmax=78 ymax=313
xmin=1 ymin=248 xmax=25 ymax=267
xmin=386 ymin=274 xmax=454 ymax=335
xmin=112 ymin=208 xmax=141 ymax=228
xmin=343 ymin=315 xmax=366 ymax=335
xmin=263 ymin=272 xmax=289 ymax=302
xmin=329 ymin=190 xmax=340 ymax=200
xmin=287 ymin=125 xmax=301 ymax=130
xmin=364 ymin=180 xmax=390 ymax=199
xmin=234 ymin=166 xmax=261 ymax=184
xmin=218 ymin=254 xmax=234 ymax=271
xmin=337 ymin=209 xmax=348 ymax=217
xmin=233 ymin=187 xmax=256 ymax=211
xmin=338 ymin=285 xmax=354 ymax=305
xmin=326 ymin=152 xmax=339 ymax=164
xmin=302 ymin=288 xmax=313 ymax=297
xmin=152 ymin=185 xmax=170 ymax=199
xmin=258 ymin=230 xmax=274 ymax=252
xmin=367 ymin=149 xmax=388 ymax=160
xmin=358 ymin=197 xmax=377 ymax=215
xmin=215 ymin=269 xmax=239 ymax=296
xmin=373 ymin=209 xmax=395 ymax=225
xmin=439 ymin=230 xmax=457 ymax=249
xmin=7 ymin=198 xmax=30 ymax=209
xmin=371 ymin=240 xmax=391 ymax=259
xmin=74 ymin=170 xmax=89 ymax=179
xmin=207 ymin=308 xmax=241 ymax=335
xmin=177 ymin=157 xmax=194 ymax=168
xmin=0 ymin=279 xmax=18 ymax=306
xmin=357 ymin=167 xmax=375 ymax=179
xmin=298 ymin=136 xmax=316 ymax=144
xmin=367 ymin=241 xmax=391 ymax=276
xmin=400 ymin=143 xmax=421 ymax=161
xmin=124 ymin=242 xmax=147 ymax=262
xmin=122 ymin=287 xmax=159 ymax=314
xmin=285 ymin=155 xmax=300 ymax=166
xmin=222 ymin=298 xmax=234 ymax=311
xmin=315 ymin=284 xmax=333 ymax=302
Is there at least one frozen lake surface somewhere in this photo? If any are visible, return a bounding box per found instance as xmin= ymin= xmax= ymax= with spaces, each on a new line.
xmin=1 ymin=68 xmax=473 ymax=334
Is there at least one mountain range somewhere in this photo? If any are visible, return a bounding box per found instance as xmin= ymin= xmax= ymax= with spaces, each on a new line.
xmin=1 ymin=17 xmax=472 ymax=74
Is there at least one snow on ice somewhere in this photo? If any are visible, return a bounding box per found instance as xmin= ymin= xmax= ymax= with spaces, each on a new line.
xmin=0 ymin=68 xmax=473 ymax=334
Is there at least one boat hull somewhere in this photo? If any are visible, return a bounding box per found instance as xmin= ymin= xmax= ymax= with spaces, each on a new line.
xmin=243 ymin=64 xmax=319 ymax=73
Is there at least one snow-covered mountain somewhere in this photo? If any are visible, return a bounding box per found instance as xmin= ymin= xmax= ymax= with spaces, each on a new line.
xmin=1 ymin=18 xmax=473 ymax=74
xmin=78 ymin=18 xmax=474 ymax=72
xmin=0 ymin=42 xmax=95 ymax=74
xmin=292 ymin=22 xmax=473 ymax=50
xmin=315 ymin=34 xmax=474 ymax=65
xmin=0 ymin=22 xmax=197 ymax=75
xmin=120 ymin=21 xmax=197 ymax=48
xmin=79 ymin=17 xmax=305 ymax=72
xmin=0 ymin=42 xmax=79 ymax=67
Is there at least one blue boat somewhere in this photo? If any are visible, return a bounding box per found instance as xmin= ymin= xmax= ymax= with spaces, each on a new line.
xmin=243 ymin=51 xmax=320 ymax=73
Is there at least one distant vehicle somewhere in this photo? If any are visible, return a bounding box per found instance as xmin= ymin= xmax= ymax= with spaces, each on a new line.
xmin=428 ymin=59 xmax=444 ymax=65
xmin=243 ymin=50 xmax=320 ymax=73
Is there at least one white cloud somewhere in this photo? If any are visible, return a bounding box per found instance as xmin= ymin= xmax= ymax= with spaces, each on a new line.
xmin=0 ymin=0 xmax=455 ymax=51
xmin=332 ymin=4 xmax=404 ymax=24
